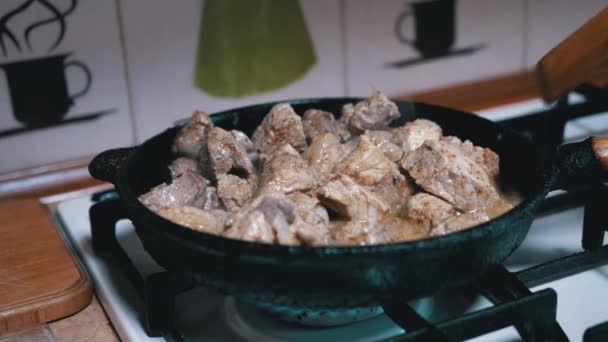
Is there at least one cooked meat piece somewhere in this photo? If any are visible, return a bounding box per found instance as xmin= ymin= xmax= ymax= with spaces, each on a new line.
xmin=172 ymin=110 xmax=213 ymax=158
xmin=252 ymin=103 xmax=307 ymax=162
xmin=393 ymin=119 xmax=442 ymax=154
xmin=375 ymin=216 xmax=429 ymax=242
xmin=330 ymin=216 xmax=427 ymax=245
xmin=217 ymin=174 xmax=254 ymax=211
xmin=156 ymin=206 xmax=226 ymax=235
xmin=302 ymin=109 xmax=351 ymax=143
xmin=400 ymin=139 xmax=502 ymax=211
xmin=224 ymin=195 xmax=300 ymax=245
xmin=371 ymin=172 xmax=416 ymax=214
xmin=169 ymin=157 xmax=201 ymax=178
xmin=287 ymin=192 xmax=329 ymax=226
xmin=259 ymin=144 xmax=314 ymax=194
xmin=329 ymin=220 xmax=373 ymax=245
xmin=231 ymin=129 xmax=260 ymax=166
xmin=430 ymin=212 xmax=489 ymax=236
xmin=303 ymin=132 xmax=345 ymax=185
xmin=342 ymin=136 xmax=360 ymax=155
xmin=443 ymin=136 xmax=500 ymax=181
xmin=231 ymin=129 xmax=255 ymax=152
xmin=224 ymin=210 xmax=275 ymax=244
xmin=139 ymin=170 xmax=207 ymax=209
xmin=407 ymin=193 xmax=454 ymax=225
xmin=202 ymin=186 xmax=221 ymax=210
xmin=292 ymin=223 xmax=330 ymax=246
xmin=287 ymin=193 xmax=330 ymax=245
xmin=339 ymin=90 xmax=399 ymax=133
xmin=364 ymin=130 xmax=403 ymax=162
xmin=336 ymin=135 xmax=399 ymax=187
xmin=202 ymin=127 xmax=255 ymax=181
xmin=255 ymin=196 xmax=299 ymax=245
xmin=317 ymin=175 xmax=389 ymax=222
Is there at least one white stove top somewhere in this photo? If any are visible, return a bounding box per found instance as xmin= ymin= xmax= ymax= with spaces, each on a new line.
xmin=55 ymin=195 xmax=608 ymax=342
xmin=54 ymin=98 xmax=608 ymax=341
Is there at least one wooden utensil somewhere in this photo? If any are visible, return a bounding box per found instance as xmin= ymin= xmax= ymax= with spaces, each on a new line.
xmin=536 ymin=7 xmax=608 ymax=102
xmin=0 ymin=199 xmax=91 ymax=333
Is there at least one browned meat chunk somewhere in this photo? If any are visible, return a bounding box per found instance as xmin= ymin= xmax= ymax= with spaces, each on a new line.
xmin=371 ymin=172 xmax=416 ymax=214
xmin=287 ymin=192 xmax=329 ymax=226
xmin=430 ymin=212 xmax=489 ymax=236
xmin=330 ymin=216 xmax=427 ymax=245
xmin=202 ymin=186 xmax=221 ymax=210
xmin=336 ymin=135 xmax=398 ymax=187
xmin=287 ymin=193 xmax=330 ymax=245
xmin=400 ymin=138 xmax=502 ymax=211
xmin=217 ymin=174 xmax=254 ymax=211
xmin=317 ymin=175 xmax=389 ymax=222
xmin=224 ymin=210 xmax=275 ymax=243
xmin=393 ymin=119 xmax=442 ymax=154
xmin=301 ymin=109 xmax=351 ymax=143
xmin=254 ymin=196 xmax=299 ymax=245
xmin=169 ymin=157 xmax=201 ymax=178
xmin=342 ymin=136 xmax=360 ymax=155
xmin=172 ymin=111 xmax=213 ymax=158
xmin=443 ymin=136 xmax=500 ymax=181
xmin=224 ymin=195 xmax=300 ymax=245
xmin=231 ymin=130 xmax=259 ymax=165
xmin=252 ymin=103 xmax=307 ymax=162
xmin=407 ymin=193 xmax=454 ymax=225
xmin=364 ymin=130 xmax=403 ymax=161
xmin=339 ymin=91 xmax=399 ymax=133
xmin=139 ymin=170 xmax=207 ymax=209
xmin=303 ymin=132 xmax=345 ymax=185
xmin=156 ymin=206 xmax=226 ymax=235
xmin=259 ymin=144 xmax=314 ymax=194
xmin=202 ymin=127 xmax=255 ymax=181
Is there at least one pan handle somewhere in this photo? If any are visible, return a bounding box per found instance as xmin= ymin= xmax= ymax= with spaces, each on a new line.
xmin=89 ymin=146 xmax=137 ymax=185
xmin=553 ymin=136 xmax=608 ymax=190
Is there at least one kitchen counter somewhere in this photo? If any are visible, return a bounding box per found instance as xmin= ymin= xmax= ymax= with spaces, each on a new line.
xmin=45 ymin=297 xmax=118 ymax=342
xmin=0 ymin=185 xmax=117 ymax=341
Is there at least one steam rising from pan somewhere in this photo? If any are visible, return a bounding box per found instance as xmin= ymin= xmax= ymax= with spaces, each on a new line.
xmin=0 ymin=0 xmax=77 ymax=57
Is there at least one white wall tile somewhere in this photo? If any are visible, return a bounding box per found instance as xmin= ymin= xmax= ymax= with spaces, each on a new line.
xmin=345 ymin=0 xmax=526 ymax=97
xmin=0 ymin=0 xmax=133 ymax=173
xmin=524 ymin=0 xmax=607 ymax=67
xmin=120 ymin=0 xmax=343 ymax=142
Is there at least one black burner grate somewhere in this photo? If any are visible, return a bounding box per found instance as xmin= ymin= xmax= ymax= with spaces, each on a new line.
xmin=88 ymin=85 xmax=608 ymax=341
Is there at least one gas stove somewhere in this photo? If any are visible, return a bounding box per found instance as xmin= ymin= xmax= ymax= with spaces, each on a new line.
xmin=54 ymin=86 xmax=608 ymax=341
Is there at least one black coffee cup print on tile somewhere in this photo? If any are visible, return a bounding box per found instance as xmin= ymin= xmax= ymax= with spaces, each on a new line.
xmin=1 ymin=53 xmax=91 ymax=127
xmin=396 ymin=0 xmax=455 ymax=58
xmin=386 ymin=0 xmax=486 ymax=68
xmin=0 ymin=0 xmax=114 ymax=139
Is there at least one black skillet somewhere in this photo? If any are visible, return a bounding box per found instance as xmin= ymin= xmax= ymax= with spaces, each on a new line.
xmin=88 ymin=10 xmax=608 ymax=310
xmin=88 ymin=98 xmax=608 ymax=309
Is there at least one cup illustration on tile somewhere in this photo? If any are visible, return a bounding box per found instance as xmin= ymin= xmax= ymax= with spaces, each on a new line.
xmin=193 ymin=0 xmax=316 ymax=98
xmin=0 ymin=0 xmax=93 ymax=128
xmin=386 ymin=0 xmax=486 ymax=68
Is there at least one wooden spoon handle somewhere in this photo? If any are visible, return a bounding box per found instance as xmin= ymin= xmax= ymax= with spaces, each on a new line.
xmin=592 ymin=136 xmax=608 ymax=169
xmin=536 ymin=7 xmax=608 ymax=102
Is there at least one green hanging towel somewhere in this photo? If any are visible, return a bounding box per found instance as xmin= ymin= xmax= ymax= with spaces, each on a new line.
xmin=193 ymin=0 xmax=317 ymax=98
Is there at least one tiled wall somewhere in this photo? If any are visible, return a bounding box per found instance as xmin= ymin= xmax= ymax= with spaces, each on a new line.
xmin=0 ymin=0 xmax=605 ymax=173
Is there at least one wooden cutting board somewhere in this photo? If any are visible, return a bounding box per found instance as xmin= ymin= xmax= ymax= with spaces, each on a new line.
xmin=0 ymin=199 xmax=92 ymax=333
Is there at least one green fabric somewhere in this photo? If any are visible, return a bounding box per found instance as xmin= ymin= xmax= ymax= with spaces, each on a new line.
xmin=194 ymin=0 xmax=317 ymax=98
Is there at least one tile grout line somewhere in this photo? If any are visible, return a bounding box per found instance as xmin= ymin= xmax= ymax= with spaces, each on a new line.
xmin=339 ymin=0 xmax=349 ymax=97
xmin=113 ymin=0 xmax=139 ymax=145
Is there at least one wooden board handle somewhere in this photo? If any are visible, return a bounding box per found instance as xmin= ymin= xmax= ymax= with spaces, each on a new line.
xmin=592 ymin=136 xmax=608 ymax=169
xmin=536 ymin=7 xmax=608 ymax=102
